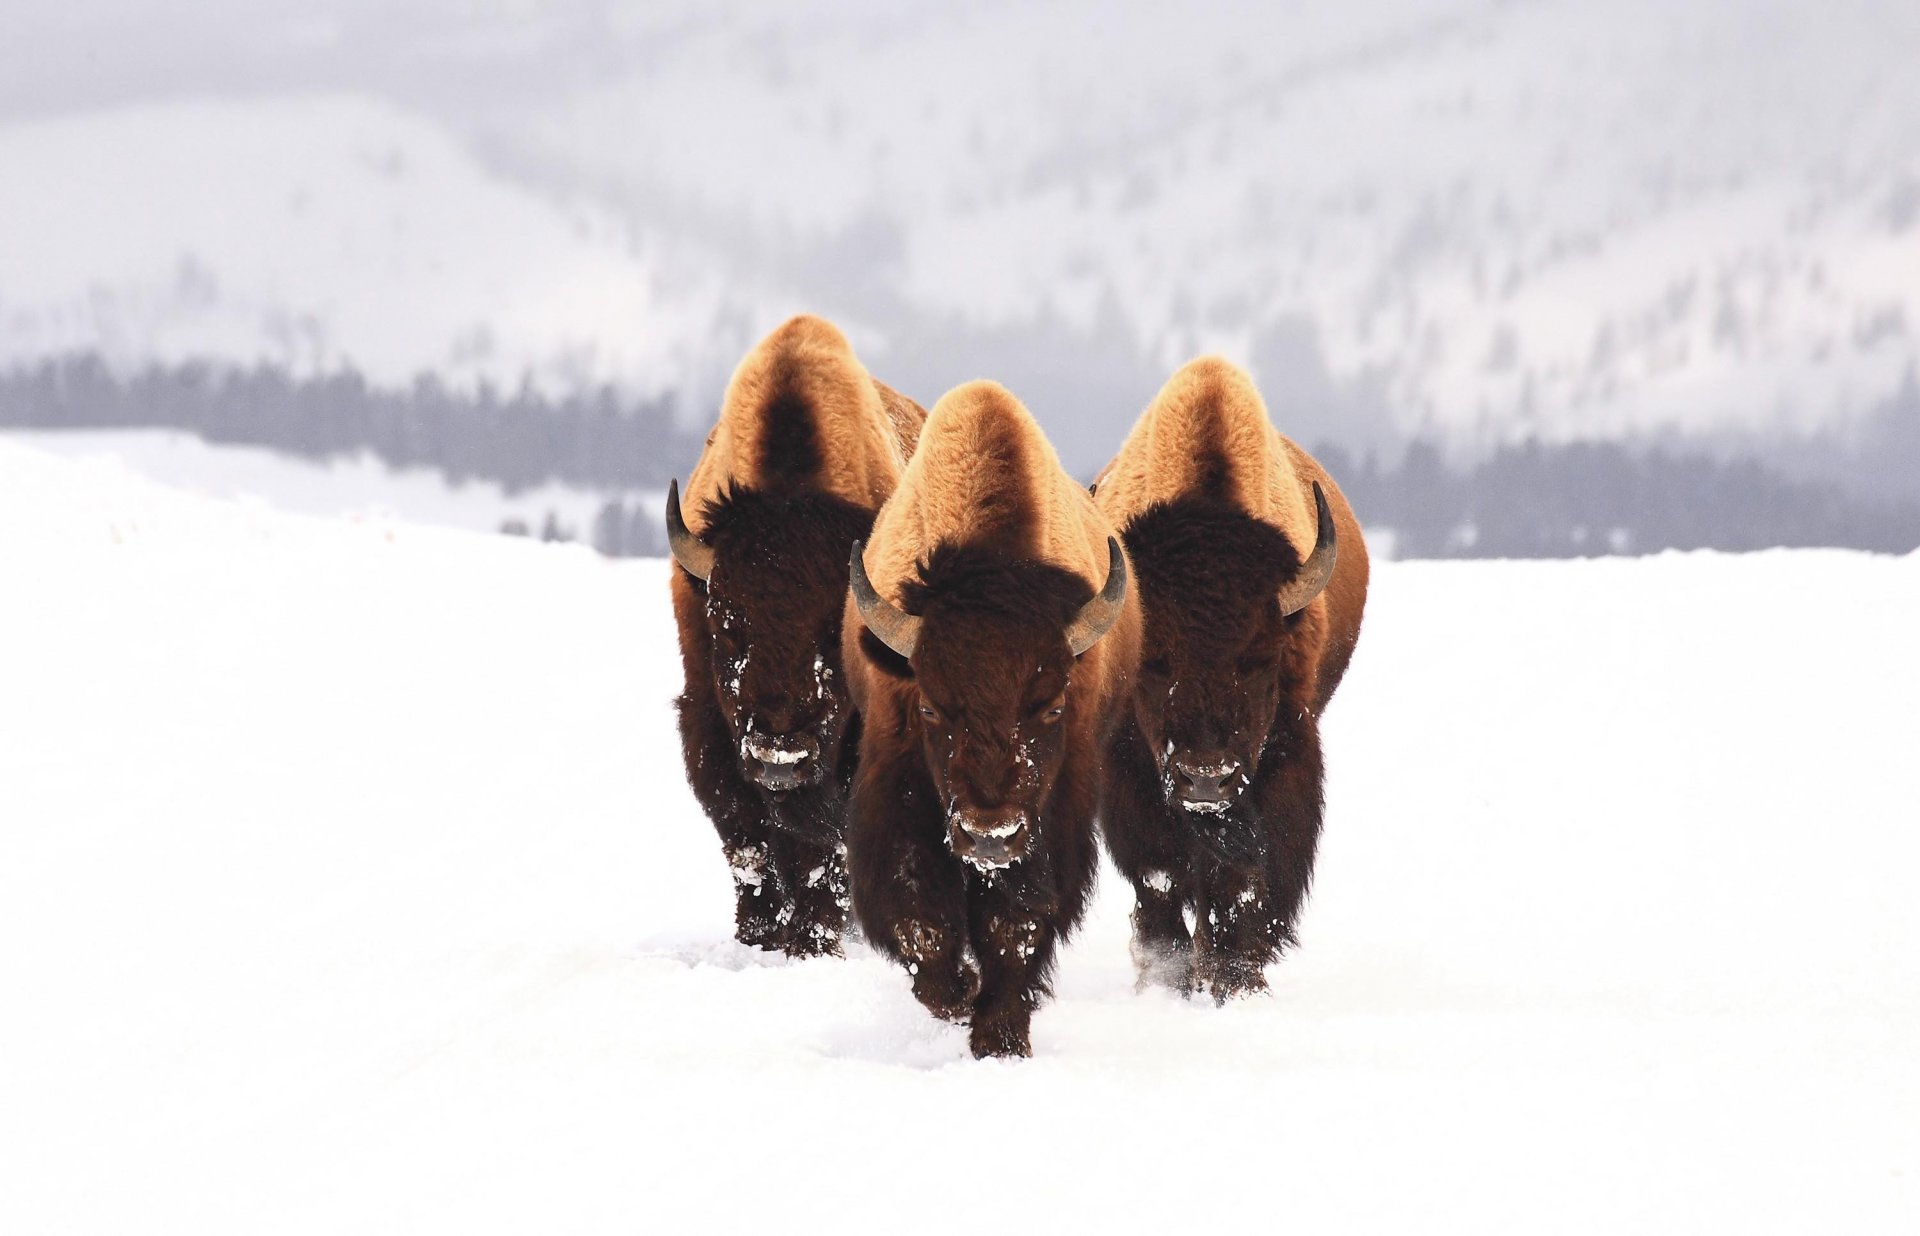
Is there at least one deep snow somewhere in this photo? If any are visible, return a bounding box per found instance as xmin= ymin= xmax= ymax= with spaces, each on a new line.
xmin=2 ymin=438 xmax=1916 ymax=1232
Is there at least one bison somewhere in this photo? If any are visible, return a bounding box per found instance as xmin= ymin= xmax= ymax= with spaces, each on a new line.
xmin=667 ymin=315 xmax=925 ymax=958
xmin=1092 ymin=357 xmax=1368 ymax=1000
xmin=843 ymin=380 xmax=1141 ymax=1057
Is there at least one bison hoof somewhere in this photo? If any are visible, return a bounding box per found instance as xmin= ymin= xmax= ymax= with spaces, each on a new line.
xmin=1130 ymin=936 xmax=1196 ymax=996
xmin=1201 ymin=958 xmax=1271 ymax=1004
xmin=778 ymin=926 xmax=843 ymax=960
xmin=735 ymin=915 xmax=784 ymax=952
xmin=969 ymin=1018 xmax=1032 ymax=1059
xmin=911 ymin=963 xmax=980 ymax=1023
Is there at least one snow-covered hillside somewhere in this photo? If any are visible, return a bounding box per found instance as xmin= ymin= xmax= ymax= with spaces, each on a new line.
xmin=0 ymin=96 xmax=751 ymax=394
xmin=6 ymin=2 xmax=1918 ymax=463
xmin=3 ymin=439 xmax=1915 ymax=1231
xmin=506 ymin=0 xmax=1920 ymax=446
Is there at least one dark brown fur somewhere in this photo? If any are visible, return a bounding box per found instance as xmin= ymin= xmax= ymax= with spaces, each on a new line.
xmin=846 ymin=547 xmax=1117 ymax=1057
xmin=841 ymin=381 xmax=1141 ymax=1054
xmin=672 ymin=488 xmax=875 ymax=955
xmin=670 ymin=321 xmax=924 ymax=958
xmin=1102 ymin=491 xmax=1362 ymax=1000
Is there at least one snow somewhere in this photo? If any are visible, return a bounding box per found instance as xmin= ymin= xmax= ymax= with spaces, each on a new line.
xmin=0 ymin=95 xmax=738 ymax=393
xmin=9 ymin=429 xmax=628 ymax=536
xmin=497 ymin=0 xmax=1920 ymax=441
xmin=3 ymin=436 xmax=1917 ymax=1232
xmin=7 ymin=6 xmax=1920 ymax=448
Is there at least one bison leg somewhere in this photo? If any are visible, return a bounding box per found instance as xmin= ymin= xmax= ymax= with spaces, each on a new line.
xmin=1101 ymin=719 xmax=1196 ymax=993
xmin=966 ymin=885 xmax=1060 ymax=1059
xmin=1252 ymin=710 xmax=1326 ymax=963
xmin=1195 ymin=713 xmax=1326 ymax=1001
xmin=847 ymin=750 xmax=976 ymax=1020
xmin=766 ymin=832 xmax=848 ymax=958
xmin=723 ymin=839 xmax=786 ymax=950
xmin=1129 ymin=870 xmax=1194 ymax=995
xmin=1192 ymin=864 xmax=1275 ymax=1002
xmin=676 ymin=681 xmax=788 ymax=949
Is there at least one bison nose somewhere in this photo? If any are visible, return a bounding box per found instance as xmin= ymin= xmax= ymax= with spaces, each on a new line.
xmin=1168 ymin=753 xmax=1243 ymax=813
xmin=744 ymin=732 xmax=821 ymax=792
xmin=947 ymin=804 xmax=1031 ymax=870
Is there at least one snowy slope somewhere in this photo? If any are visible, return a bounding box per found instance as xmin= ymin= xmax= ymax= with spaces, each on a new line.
xmin=502 ymin=0 xmax=1920 ymax=445
xmin=0 ymin=95 xmax=750 ymax=394
xmin=8 ymin=3 xmax=1919 ymax=456
xmin=3 ymin=439 xmax=1918 ymax=1232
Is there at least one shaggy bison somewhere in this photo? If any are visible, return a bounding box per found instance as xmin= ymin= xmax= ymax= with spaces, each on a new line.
xmin=843 ymin=380 xmax=1142 ymax=1057
xmin=668 ymin=315 xmax=925 ymax=958
xmin=1093 ymin=357 xmax=1368 ymax=999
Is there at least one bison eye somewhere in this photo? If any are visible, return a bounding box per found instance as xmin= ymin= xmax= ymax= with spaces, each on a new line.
xmin=1024 ymin=693 xmax=1066 ymax=723
xmin=918 ymin=702 xmax=940 ymax=722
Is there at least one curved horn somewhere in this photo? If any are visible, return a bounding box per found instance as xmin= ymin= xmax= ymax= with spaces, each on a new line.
xmin=665 ymin=479 xmax=715 ymax=583
xmin=849 ymin=540 xmax=922 ymax=659
xmin=1065 ymin=537 xmax=1129 ymax=657
xmin=1275 ymin=481 xmax=1338 ymax=617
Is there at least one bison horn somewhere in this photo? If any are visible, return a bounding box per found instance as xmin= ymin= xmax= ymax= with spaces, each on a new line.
xmin=665 ymin=479 xmax=715 ymax=583
xmin=1275 ymin=481 xmax=1338 ymax=617
xmin=1065 ymin=537 xmax=1129 ymax=657
xmin=849 ymin=540 xmax=922 ymax=659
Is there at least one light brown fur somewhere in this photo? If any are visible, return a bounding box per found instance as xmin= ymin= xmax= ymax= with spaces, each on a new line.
xmin=864 ymin=381 xmax=1119 ymax=603
xmin=681 ymin=315 xmax=922 ymax=532
xmin=855 ymin=380 xmax=1142 ymax=699
xmin=1094 ymin=357 xmax=1368 ymax=707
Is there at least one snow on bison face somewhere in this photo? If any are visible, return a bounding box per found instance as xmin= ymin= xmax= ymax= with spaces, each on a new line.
xmin=671 ymin=480 xmax=872 ymax=798
xmin=1122 ymin=485 xmax=1336 ymax=817
xmin=852 ymin=539 xmax=1127 ymax=869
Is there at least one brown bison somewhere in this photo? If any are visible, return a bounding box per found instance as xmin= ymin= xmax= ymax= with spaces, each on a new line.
xmin=1092 ymin=357 xmax=1368 ymax=1000
xmin=843 ymin=380 xmax=1141 ymax=1057
xmin=667 ymin=315 xmax=925 ymax=958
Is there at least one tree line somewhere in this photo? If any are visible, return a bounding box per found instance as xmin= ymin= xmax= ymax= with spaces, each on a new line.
xmin=5 ymin=353 xmax=1916 ymax=559
xmin=1322 ymin=439 xmax=1920 ymax=558
xmin=0 ymin=353 xmax=701 ymax=493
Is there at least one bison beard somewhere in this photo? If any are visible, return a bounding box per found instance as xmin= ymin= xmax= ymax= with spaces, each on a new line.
xmin=1101 ymin=497 xmax=1329 ymax=1001
xmin=672 ymin=486 xmax=876 ymax=957
xmin=847 ymin=546 xmax=1107 ymax=1058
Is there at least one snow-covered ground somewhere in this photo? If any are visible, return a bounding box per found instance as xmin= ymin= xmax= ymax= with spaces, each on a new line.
xmin=3 ymin=438 xmax=1916 ymax=1232
xmin=8 ymin=429 xmax=629 ymax=538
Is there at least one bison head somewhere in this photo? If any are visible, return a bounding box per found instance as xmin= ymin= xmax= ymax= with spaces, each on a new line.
xmin=850 ymin=538 xmax=1127 ymax=870
xmin=1123 ymin=483 xmax=1335 ymax=818
xmin=670 ymin=479 xmax=872 ymax=798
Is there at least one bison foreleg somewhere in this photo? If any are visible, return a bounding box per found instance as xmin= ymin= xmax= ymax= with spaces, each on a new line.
xmin=766 ymin=831 xmax=848 ymax=958
xmin=1101 ymin=719 xmax=1196 ymax=993
xmin=848 ymin=751 xmax=976 ymax=1020
xmin=1252 ymin=710 xmax=1325 ymax=962
xmin=1195 ymin=713 xmax=1326 ymax=1000
xmin=967 ymin=884 xmax=1059 ymax=1059
xmin=1192 ymin=866 xmax=1276 ymax=1002
xmin=677 ymin=686 xmax=788 ymax=950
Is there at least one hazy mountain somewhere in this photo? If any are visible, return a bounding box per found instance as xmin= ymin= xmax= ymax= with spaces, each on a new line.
xmin=3 ymin=1 xmax=1917 ymax=476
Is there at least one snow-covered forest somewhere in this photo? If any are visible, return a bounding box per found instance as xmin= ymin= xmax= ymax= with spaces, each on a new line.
xmin=8 ymin=354 xmax=1919 ymax=555
xmin=5 ymin=1 xmax=1920 ymax=542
